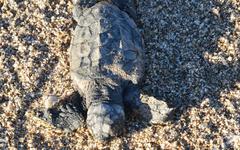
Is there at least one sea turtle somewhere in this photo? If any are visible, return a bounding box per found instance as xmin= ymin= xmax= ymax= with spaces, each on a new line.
xmin=38 ymin=0 xmax=172 ymax=141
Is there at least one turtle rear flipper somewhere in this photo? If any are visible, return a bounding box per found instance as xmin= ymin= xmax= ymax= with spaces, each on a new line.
xmin=37 ymin=92 xmax=87 ymax=132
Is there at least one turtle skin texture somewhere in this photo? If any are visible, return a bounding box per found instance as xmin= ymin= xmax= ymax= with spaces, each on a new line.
xmin=40 ymin=0 xmax=145 ymax=141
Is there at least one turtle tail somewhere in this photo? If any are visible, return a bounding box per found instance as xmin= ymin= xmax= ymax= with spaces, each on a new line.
xmin=73 ymin=0 xmax=137 ymax=20
xmin=110 ymin=0 xmax=137 ymax=20
xmin=73 ymin=0 xmax=98 ymax=8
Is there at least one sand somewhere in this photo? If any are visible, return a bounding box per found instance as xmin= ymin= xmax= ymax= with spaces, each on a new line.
xmin=0 ymin=0 xmax=239 ymax=149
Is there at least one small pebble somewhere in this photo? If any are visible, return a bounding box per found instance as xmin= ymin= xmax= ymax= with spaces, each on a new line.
xmin=43 ymin=95 xmax=58 ymax=108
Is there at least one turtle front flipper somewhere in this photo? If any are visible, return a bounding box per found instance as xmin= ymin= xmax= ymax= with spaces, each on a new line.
xmin=37 ymin=92 xmax=87 ymax=132
xmin=138 ymin=96 xmax=173 ymax=124
xmin=123 ymin=82 xmax=173 ymax=124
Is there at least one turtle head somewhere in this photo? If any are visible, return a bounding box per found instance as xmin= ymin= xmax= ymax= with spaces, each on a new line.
xmin=87 ymin=102 xmax=125 ymax=141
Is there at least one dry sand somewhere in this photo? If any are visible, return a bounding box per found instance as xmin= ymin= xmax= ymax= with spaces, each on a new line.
xmin=0 ymin=0 xmax=240 ymax=149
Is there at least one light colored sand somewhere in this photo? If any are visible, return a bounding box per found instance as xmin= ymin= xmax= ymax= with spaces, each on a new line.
xmin=0 ymin=0 xmax=239 ymax=149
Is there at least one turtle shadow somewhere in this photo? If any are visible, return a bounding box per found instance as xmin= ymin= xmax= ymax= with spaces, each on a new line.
xmin=138 ymin=0 xmax=239 ymax=122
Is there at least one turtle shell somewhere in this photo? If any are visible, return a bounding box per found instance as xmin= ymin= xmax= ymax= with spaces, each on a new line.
xmin=70 ymin=2 xmax=144 ymax=84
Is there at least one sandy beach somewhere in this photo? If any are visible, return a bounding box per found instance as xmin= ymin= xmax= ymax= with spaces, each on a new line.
xmin=0 ymin=0 xmax=240 ymax=149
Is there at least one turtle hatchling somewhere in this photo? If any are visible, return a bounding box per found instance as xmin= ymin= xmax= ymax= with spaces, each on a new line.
xmin=38 ymin=0 xmax=172 ymax=141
